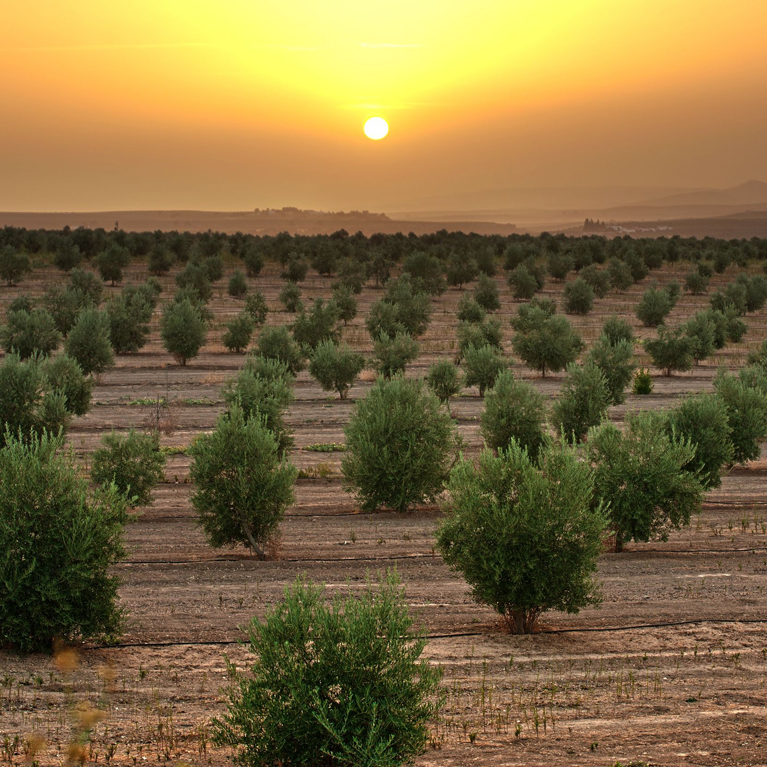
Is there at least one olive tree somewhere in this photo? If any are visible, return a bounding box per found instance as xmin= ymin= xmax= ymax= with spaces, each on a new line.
xmin=65 ymin=308 xmax=114 ymax=375
xmin=0 ymin=431 xmax=128 ymax=652
xmin=0 ymin=307 xmax=61 ymax=359
xmin=426 ymin=360 xmax=462 ymax=405
xmin=342 ymin=376 xmax=460 ymax=512
xmin=462 ymin=344 xmax=506 ymax=397
xmin=160 ymin=298 xmax=208 ymax=365
xmin=189 ymin=406 xmax=297 ymax=559
xmin=713 ymin=369 xmax=767 ymax=465
xmin=644 ymin=326 xmax=694 ymax=376
xmin=585 ymin=336 xmax=635 ymax=405
xmin=589 ymin=412 xmax=704 ymax=552
xmin=480 ymin=370 xmax=549 ymax=459
xmin=436 ymin=442 xmax=606 ymax=633
xmin=511 ymin=302 xmax=582 ymax=377
xmin=309 ymin=340 xmax=365 ymax=399
xmin=0 ymin=246 xmax=31 ymax=286
xmin=551 ymin=361 xmax=610 ymax=443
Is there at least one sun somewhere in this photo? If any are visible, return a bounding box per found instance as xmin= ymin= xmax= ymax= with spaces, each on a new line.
xmin=364 ymin=117 xmax=389 ymax=140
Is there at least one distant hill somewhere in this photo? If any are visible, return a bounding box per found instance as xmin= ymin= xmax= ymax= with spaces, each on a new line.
xmin=0 ymin=209 xmax=518 ymax=237
xmin=636 ymin=180 xmax=767 ymax=208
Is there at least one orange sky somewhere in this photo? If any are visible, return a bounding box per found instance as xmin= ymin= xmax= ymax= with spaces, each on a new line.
xmin=1 ymin=0 xmax=766 ymax=211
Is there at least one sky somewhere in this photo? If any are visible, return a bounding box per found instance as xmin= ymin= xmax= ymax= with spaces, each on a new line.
xmin=1 ymin=0 xmax=767 ymax=212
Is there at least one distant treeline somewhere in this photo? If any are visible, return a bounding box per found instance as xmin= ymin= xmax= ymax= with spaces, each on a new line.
xmin=2 ymin=225 xmax=767 ymax=286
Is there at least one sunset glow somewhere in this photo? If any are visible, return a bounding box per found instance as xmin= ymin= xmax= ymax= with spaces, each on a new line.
xmin=1 ymin=1 xmax=766 ymax=211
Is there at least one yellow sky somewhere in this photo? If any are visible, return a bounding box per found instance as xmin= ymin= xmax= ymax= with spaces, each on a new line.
xmin=1 ymin=0 xmax=766 ymax=211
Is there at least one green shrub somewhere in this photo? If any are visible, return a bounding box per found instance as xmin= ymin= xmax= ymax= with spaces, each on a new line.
xmin=279 ymin=282 xmax=303 ymax=313
xmin=242 ymin=244 xmax=264 ymax=278
xmin=667 ymin=393 xmax=733 ymax=489
xmin=95 ymin=244 xmax=131 ymax=285
xmin=644 ymin=326 xmax=694 ymax=376
xmin=366 ymin=300 xmax=407 ymax=341
xmin=148 ymin=244 xmax=175 ymax=275
xmin=223 ymin=312 xmax=256 ymax=353
xmin=0 ymin=431 xmax=128 ymax=652
xmin=579 ymin=264 xmax=611 ymax=298
xmin=632 ymin=368 xmax=654 ymax=395
xmin=281 ymin=257 xmax=309 ymax=283
xmin=682 ymin=313 xmax=716 ymax=365
xmin=462 ymin=344 xmax=506 ymax=397
xmin=309 ymin=341 xmax=365 ymax=399
xmin=436 ymin=441 xmax=605 ymax=633
xmin=53 ymin=241 xmax=83 ymax=272
xmin=42 ymin=354 xmax=92 ymax=417
xmin=65 ymin=308 xmax=114 ymax=375
xmin=0 ymin=246 xmax=31 ymax=286
xmin=457 ymin=294 xmax=486 ymax=324
xmin=335 ymin=258 xmax=366 ymax=293
xmin=292 ymin=298 xmax=340 ymax=350
xmin=563 ymin=277 xmax=595 ymax=314
xmin=371 ymin=332 xmax=419 ymax=379
xmin=446 ymin=251 xmax=478 ymax=289
xmin=586 ymin=336 xmax=635 ymax=405
xmin=402 ymin=251 xmax=446 ymax=295
xmin=69 ymin=268 xmax=103 ymax=304
xmin=106 ymin=292 xmax=152 ymax=354
xmin=213 ymin=572 xmax=442 ymax=767
xmin=256 ymin=325 xmax=306 ymax=375
xmin=456 ymin=318 xmax=503 ymax=362
xmin=43 ymin=285 xmax=93 ymax=337
xmin=244 ymin=290 xmax=269 ymax=326
xmin=342 ymin=376 xmax=460 ymax=512
xmin=507 ymin=264 xmax=539 ymax=299
xmin=608 ymin=257 xmax=634 ymax=291
xmin=511 ymin=304 xmax=582 ymax=377
xmin=160 ymin=299 xmax=208 ymax=365
xmin=426 ymin=360 xmax=462 ymax=405
xmin=685 ymin=271 xmax=709 ymax=295
xmin=547 ymin=251 xmax=574 ymax=281
xmin=331 ymin=284 xmax=358 ymax=325
xmin=189 ymin=406 xmax=297 ymax=559
xmin=91 ymin=430 xmax=166 ymax=507
xmin=474 ymin=273 xmax=501 ymax=311
xmin=228 ymin=270 xmax=248 ymax=298
xmin=551 ymin=361 xmax=610 ymax=444
xmin=601 ymin=314 xmax=635 ymax=346
xmin=0 ymin=308 xmax=62 ymax=359
xmin=589 ymin=412 xmax=704 ymax=552
xmin=480 ymin=369 xmax=549 ymax=459
xmin=381 ymin=275 xmax=432 ymax=336
xmin=636 ymin=284 xmax=674 ymax=327
xmin=710 ymin=283 xmax=748 ymax=316
xmin=176 ymin=261 xmax=213 ymax=302
xmin=713 ymin=369 xmax=767 ymax=465
xmin=223 ymin=362 xmax=294 ymax=456
xmin=0 ymin=354 xmax=70 ymax=446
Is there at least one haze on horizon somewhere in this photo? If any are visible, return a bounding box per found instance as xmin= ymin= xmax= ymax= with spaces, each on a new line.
xmin=2 ymin=0 xmax=767 ymax=214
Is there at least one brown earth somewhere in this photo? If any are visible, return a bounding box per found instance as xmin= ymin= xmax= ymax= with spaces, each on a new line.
xmin=2 ymin=260 xmax=767 ymax=767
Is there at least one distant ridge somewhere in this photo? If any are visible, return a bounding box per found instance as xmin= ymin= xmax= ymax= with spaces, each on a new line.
xmin=636 ymin=180 xmax=767 ymax=208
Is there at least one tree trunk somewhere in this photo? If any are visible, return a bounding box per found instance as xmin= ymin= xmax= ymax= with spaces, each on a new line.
xmin=239 ymin=513 xmax=266 ymax=560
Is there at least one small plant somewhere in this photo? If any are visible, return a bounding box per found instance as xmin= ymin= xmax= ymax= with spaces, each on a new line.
xmin=632 ymin=368 xmax=654 ymax=395
xmin=91 ymin=430 xmax=166 ymax=507
xmin=189 ymin=406 xmax=297 ymax=559
xmin=304 ymin=443 xmax=346 ymax=452
xmin=212 ymin=572 xmax=443 ymax=767
xmin=437 ymin=441 xmax=606 ymax=633
xmin=308 ymin=340 xmax=365 ymax=399
xmin=426 ymin=360 xmax=462 ymax=405
xmin=342 ymin=376 xmax=460 ymax=512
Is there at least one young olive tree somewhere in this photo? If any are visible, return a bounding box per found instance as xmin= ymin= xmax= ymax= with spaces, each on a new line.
xmin=189 ymin=406 xmax=297 ymax=560
xmin=309 ymin=340 xmax=365 ymax=399
xmin=65 ymin=308 xmax=114 ymax=375
xmin=563 ymin=277 xmax=595 ymax=315
xmin=436 ymin=442 xmax=606 ymax=633
xmin=222 ymin=312 xmax=255 ymax=353
xmin=0 ymin=246 xmax=31 ymax=286
xmin=426 ymin=360 xmax=462 ymax=405
xmin=551 ymin=361 xmax=610 ymax=444
xmin=585 ymin=336 xmax=635 ymax=406
xmin=213 ymin=572 xmax=443 ymax=767
xmin=0 ymin=307 xmax=62 ymax=359
xmin=256 ymin=325 xmax=306 ymax=375
xmin=0 ymin=431 xmax=128 ymax=652
xmin=160 ymin=298 xmax=208 ymax=365
xmin=589 ymin=412 xmax=704 ymax=552
xmin=644 ymin=326 xmax=694 ymax=376
xmin=462 ymin=344 xmax=507 ymax=397
xmin=91 ymin=430 xmax=166 ymax=507
xmin=342 ymin=376 xmax=460 ymax=512
xmin=511 ymin=303 xmax=582 ymax=377
xmin=480 ymin=370 xmax=549 ymax=459
xmin=371 ymin=332 xmax=419 ymax=379
xmin=713 ymin=369 xmax=767 ymax=465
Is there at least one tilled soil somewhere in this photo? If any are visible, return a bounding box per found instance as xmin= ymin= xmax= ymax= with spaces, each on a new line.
xmin=2 ymin=262 xmax=767 ymax=766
